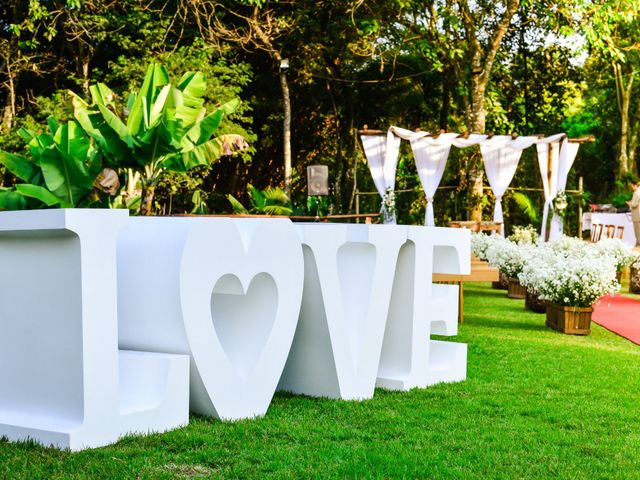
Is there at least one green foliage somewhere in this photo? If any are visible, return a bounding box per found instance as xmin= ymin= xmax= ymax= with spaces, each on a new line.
xmin=69 ymin=62 xmax=246 ymax=213
xmin=190 ymin=190 xmax=209 ymax=214
xmin=227 ymin=184 xmax=292 ymax=216
xmin=0 ymin=118 xmax=104 ymax=209
xmin=72 ymin=63 xmax=241 ymax=175
xmin=512 ymin=192 xmax=539 ymax=223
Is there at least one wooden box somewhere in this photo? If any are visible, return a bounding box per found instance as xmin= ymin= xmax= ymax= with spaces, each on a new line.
xmin=545 ymin=302 xmax=593 ymax=335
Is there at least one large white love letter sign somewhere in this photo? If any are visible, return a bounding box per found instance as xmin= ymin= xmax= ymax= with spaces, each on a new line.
xmin=377 ymin=226 xmax=470 ymax=391
xmin=278 ymin=224 xmax=407 ymax=400
xmin=0 ymin=210 xmax=189 ymax=451
xmin=117 ymin=217 xmax=304 ymax=420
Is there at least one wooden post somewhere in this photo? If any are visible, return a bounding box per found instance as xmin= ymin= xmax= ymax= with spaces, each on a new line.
xmin=578 ymin=176 xmax=583 ymax=239
xmin=546 ymin=143 xmax=554 ymax=241
xmin=355 ymin=190 xmax=360 ymax=223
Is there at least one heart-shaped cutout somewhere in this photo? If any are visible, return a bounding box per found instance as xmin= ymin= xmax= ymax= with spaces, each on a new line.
xmin=210 ymin=273 xmax=277 ymax=381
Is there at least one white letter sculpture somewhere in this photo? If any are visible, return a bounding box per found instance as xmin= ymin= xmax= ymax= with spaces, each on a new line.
xmin=117 ymin=217 xmax=304 ymax=420
xmin=377 ymin=226 xmax=470 ymax=391
xmin=278 ymin=224 xmax=407 ymax=400
xmin=0 ymin=210 xmax=189 ymax=451
xmin=0 ymin=210 xmax=470 ymax=450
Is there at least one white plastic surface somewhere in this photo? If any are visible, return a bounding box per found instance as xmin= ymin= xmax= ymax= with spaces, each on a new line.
xmin=117 ymin=217 xmax=304 ymax=420
xmin=377 ymin=226 xmax=470 ymax=391
xmin=278 ymin=224 xmax=408 ymax=400
xmin=0 ymin=209 xmax=190 ymax=450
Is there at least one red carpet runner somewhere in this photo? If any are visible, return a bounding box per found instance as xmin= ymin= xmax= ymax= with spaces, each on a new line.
xmin=592 ymin=295 xmax=640 ymax=345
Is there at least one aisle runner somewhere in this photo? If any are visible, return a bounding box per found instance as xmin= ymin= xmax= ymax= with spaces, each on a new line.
xmin=592 ymin=295 xmax=640 ymax=345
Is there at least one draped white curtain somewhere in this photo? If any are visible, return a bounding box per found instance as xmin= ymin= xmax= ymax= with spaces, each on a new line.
xmin=536 ymin=137 xmax=580 ymax=241
xmin=536 ymin=134 xmax=565 ymax=241
xmin=361 ymin=128 xmax=580 ymax=230
xmin=480 ymin=136 xmax=539 ymax=235
xmin=360 ymin=131 xmax=401 ymax=223
xmin=409 ymin=133 xmax=459 ymax=226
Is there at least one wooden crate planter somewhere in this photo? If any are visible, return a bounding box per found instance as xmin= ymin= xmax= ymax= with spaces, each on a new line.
xmin=545 ymin=303 xmax=593 ymax=335
xmin=492 ymin=270 xmax=509 ymax=290
xmin=630 ymin=266 xmax=640 ymax=294
xmin=507 ymin=278 xmax=526 ymax=299
xmin=525 ymin=289 xmax=546 ymax=313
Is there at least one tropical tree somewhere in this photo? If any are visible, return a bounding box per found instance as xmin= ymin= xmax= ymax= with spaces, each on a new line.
xmin=0 ymin=117 xmax=116 ymax=209
xmin=71 ymin=63 xmax=247 ymax=214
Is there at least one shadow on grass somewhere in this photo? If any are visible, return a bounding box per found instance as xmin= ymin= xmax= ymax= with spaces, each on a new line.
xmin=469 ymin=316 xmax=548 ymax=332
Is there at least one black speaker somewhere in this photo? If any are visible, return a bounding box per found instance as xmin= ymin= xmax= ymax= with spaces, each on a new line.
xmin=307 ymin=165 xmax=329 ymax=196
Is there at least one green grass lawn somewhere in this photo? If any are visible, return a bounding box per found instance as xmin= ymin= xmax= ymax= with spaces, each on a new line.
xmin=2 ymin=283 xmax=639 ymax=479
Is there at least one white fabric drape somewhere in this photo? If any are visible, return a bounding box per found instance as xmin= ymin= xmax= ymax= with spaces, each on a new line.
xmin=480 ymin=136 xmax=539 ymax=235
xmin=409 ymin=133 xmax=459 ymax=226
xmin=362 ymin=128 xmax=580 ymax=231
xmin=537 ymin=133 xmax=566 ymax=242
xmin=360 ymin=132 xmax=401 ymax=223
xmin=535 ymin=134 xmax=564 ymax=241
xmin=548 ymin=140 xmax=580 ymax=240
xmin=451 ymin=134 xmax=488 ymax=148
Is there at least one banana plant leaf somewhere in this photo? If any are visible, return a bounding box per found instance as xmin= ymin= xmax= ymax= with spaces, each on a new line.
xmin=15 ymin=184 xmax=67 ymax=207
xmin=0 ymin=118 xmax=106 ymax=210
xmin=0 ymin=189 xmax=27 ymax=210
xmin=0 ymin=151 xmax=38 ymax=183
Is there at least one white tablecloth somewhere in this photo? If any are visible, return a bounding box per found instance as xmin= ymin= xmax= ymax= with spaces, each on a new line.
xmin=582 ymin=212 xmax=636 ymax=247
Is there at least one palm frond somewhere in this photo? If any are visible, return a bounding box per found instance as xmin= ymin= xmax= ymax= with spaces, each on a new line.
xmin=261 ymin=204 xmax=293 ymax=216
xmin=227 ymin=194 xmax=250 ymax=214
xmin=512 ymin=192 xmax=539 ymax=223
xmin=262 ymin=187 xmax=291 ymax=204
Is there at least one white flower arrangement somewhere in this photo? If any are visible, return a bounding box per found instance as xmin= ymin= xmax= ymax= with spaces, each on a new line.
xmin=470 ymin=232 xmax=503 ymax=261
xmin=593 ymin=237 xmax=636 ymax=272
xmin=382 ymin=187 xmax=396 ymax=223
xmin=548 ymin=235 xmax=588 ymax=255
xmin=552 ymin=190 xmax=568 ymax=218
xmin=507 ymin=225 xmax=539 ymax=245
xmin=518 ymin=241 xmax=619 ymax=307
xmin=486 ymin=238 xmax=536 ymax=279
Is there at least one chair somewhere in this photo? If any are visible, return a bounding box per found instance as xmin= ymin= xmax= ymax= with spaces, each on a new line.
xmin=604 ymin=224 xmax=616 ymax=239
xmin=590 ymin=223 xmax=603 ymax=242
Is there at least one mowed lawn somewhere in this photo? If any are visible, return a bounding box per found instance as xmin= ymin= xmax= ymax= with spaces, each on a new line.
xmin=1 ymin=283 xmax=639 ymax=479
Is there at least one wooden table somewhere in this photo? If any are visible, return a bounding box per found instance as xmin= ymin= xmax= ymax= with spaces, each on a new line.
xmin=432 ymin=258 xmax=499 ymax=323
xmin=447 ymin=220 xmax=503 ymax=236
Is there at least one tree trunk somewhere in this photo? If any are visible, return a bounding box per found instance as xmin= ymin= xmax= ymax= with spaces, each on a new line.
xmin=468 ymin=66 xmax=486 ymax=222
xmin=439 ymin=68 xmax=451 ymax=131
xmin=280 ymin=69 xmax=292 ymax=196
xmin=614 ymin=61 xmax=634 ymax=178
xmin=1 ymin=62 xmax=16 ymax=133
xmin=82 ymin=59 xmax=90 ymax=97
xmin=456 ymin=0 xmax=519 ymax=221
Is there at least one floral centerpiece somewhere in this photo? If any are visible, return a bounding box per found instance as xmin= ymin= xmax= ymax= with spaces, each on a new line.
xmin=486 ymin=239 xmax=535 ymax=299
xmin=470 ymin=231 xmax=502 ymax=261
xmin=519 ymin=239 xmax=619 ymax=334
xmin=382 ymin=187 xmax=396 ymax=224
xmin=507 ymin=225 xmax=539 ymax=245
xmin=593 ymin=238 xmax=636 ymax=276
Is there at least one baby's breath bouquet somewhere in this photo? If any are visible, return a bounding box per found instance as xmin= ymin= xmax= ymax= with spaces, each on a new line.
xmin=519 ymin=242 xmax=618 ymax=307
xmin=507 ymin=225 xmax=539 ymax=245
xmin=594 ymin=238 xmax=636 ymax=272
xmin=470 ymin=232 xmax=502 ymax=260
xmin=486 ymin=239 xmax=535 ymax=279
